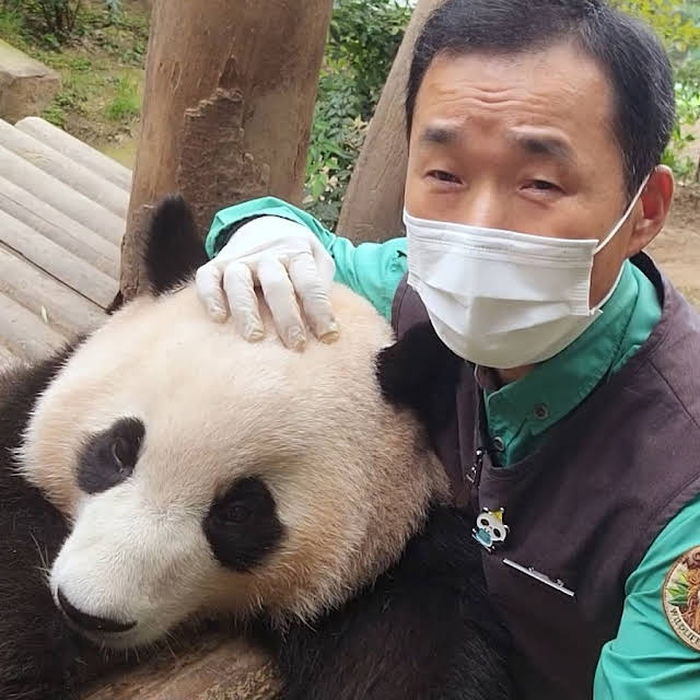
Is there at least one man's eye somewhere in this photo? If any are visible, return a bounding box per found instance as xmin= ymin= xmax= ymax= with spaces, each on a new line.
xmin=527 ymin=179 xmax=561 ymax=192
xmin=427 ymin=170 xmax=461 ymax=184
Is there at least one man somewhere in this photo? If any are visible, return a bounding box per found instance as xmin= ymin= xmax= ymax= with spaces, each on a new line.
xmin=195 ymin=1 xmax=700 ymax=697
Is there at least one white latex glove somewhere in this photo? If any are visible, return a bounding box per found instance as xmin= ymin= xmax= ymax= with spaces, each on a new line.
xmin=196 ymin=216 xmax=339 ymax=350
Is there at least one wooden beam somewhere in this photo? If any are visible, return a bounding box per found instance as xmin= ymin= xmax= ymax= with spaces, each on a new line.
xmin=121 ymin=0 xmax=333 ymax=301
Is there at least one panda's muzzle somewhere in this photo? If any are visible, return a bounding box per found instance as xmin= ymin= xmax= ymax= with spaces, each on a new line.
xmin=57 ymin=588 xmax=137 ymax=634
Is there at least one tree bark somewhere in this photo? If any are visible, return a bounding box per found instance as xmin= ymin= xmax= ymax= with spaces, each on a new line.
xmin=121 ymin=0 xmax=332 ymax=301
xmin=336 ymin=0 xmax=444 ymax=243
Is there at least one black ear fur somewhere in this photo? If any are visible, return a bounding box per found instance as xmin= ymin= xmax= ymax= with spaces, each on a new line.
xmin=145 ymin=194 xmax=209 ymax=295
xmin=107 ymin=195 xmax=208 ymax=314
xmin=376 ymin=322 xmax=463 ymax=436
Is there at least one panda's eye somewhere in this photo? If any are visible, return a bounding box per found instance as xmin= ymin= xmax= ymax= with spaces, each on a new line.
xmin=221 ymin=503 xmax=251 ymax=524
xmin=111 ymin=437 xmax=133 ymax=473
xmin=78 ymin=417 xmax=145 ymax=494
xmin=203 ymin=477 xmax=285 ymax=572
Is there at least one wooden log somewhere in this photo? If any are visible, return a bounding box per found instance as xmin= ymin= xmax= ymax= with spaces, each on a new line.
xmin=121 ymin=0 xmax=333 ymax=301
xmin=0 ymin=208 xmax=118 ymax=308
xmin=0 ymin=174 xmax=120 ymax=279
xmin=15 ymin=117 xmax=132 ymax=193
xmin=336 ymin=0 xmax=444 ymax=243
xmin=0 ymin=119 xmax=129 ymax=218
xmin=0 ymin=244 xmax=104 ymax=338
xmin=0 ymin=291 xmax=67 ymax=361
xmin=0 ymin=144 xmax=124 ymax=245
xmin=84 ymin=634 xmax=278 ymax=700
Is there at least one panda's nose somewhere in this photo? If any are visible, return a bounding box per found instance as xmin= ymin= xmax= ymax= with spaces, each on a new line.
xmin=57 ymin=588 xmax=136 ymax=633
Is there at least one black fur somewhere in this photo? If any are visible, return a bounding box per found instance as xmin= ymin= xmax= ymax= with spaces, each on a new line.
xmin=107 ymin=193 xmax=207 ymax=313
xmin=204 ymin=477 xmax=285 ymax=572
xmin=77 ymin=417 xmax=145 ymax=494
xmin=0 ymin=350 xmax=128 ymax=699
xmin=144 ymin=193 xmax=208 ymax=295
xmin=254 ymin=507 xmax=511 ymax=700
xmin=377 ymin=321 xmax=463 ymax=437
xmin=0 ymin=195 xmax=511 ymax=698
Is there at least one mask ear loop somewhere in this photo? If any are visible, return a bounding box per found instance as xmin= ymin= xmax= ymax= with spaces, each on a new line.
xmin=594 ymin=173 xmax=651 ymax=254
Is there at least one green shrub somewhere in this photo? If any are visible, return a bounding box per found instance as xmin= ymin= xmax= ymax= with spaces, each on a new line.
xmin=304 ymin=0 xmax=412 ymax=229
xmin=0 ymin=0 xmax=120 ymax=44
xmin=612 ymin=0 xmax=700 ymax=53
xmin=40 ymin=103 xmax=67 ymax=128
xmin=662 ymin=80 xmax=700 ymax=182
xmin=613 ymin=1 xmax=700 ymax=180
xmin=105 ymin=75 xmax=139 ymax=121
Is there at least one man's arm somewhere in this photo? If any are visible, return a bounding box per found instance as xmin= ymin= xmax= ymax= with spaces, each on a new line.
xmin=594 ymin=494 xmax=700 ymax=699
xmin=205 ymin=197 xmax=408 ymax=321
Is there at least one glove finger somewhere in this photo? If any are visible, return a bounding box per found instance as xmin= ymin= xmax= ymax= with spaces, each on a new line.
xmin=309 ymin=236 xmax=337 ymax=288
xmin=223 ymin=262 xmax=265 ymax=342
xmin=288 ymin=252 xmax=339 ymax=343
xmin=195 ymin=262 xmax=229 ymax=322
xmin=256 ymin=257 xmax=307 ymax=351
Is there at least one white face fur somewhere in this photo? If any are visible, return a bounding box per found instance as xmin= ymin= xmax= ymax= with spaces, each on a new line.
xmin=18 ymin=283 xmax=447 ymax=650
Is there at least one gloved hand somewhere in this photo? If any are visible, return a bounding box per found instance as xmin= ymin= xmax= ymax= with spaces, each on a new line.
xmin=195 ymin=216 xmax=339 ymax=350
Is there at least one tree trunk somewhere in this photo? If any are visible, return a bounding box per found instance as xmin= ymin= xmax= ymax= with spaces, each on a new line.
xmin=120 ymin=0 xmax=332 ymax=301
xmin=336 ymin=0 xmax=443 ymax=243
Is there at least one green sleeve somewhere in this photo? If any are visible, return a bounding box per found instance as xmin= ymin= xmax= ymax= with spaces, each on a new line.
xmin=594 ymin=494 xmax=700 ymax=699
xmin=205 ymin=197 xmax=407 ymax=321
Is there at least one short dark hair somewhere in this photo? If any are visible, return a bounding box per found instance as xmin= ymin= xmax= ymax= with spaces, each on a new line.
xmin=405 ymin=0 xmax=675 ymax=198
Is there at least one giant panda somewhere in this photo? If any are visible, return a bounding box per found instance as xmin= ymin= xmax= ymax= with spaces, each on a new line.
xmin=0 ymin=196 xmax=511 ymax=700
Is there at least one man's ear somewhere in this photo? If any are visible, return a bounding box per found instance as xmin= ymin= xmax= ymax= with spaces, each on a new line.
xmin=627 ymin=165 xmax=674 ymax=256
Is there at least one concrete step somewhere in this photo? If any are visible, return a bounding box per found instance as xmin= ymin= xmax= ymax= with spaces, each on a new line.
xmin=0 ymin=244 xmax=104 ymax=337
xmin=15 ymin=117 xmax=132 ymax=193
xmin=0 ymin=118 xmax=129 ymax=218
xmin=0 ymin=208 xmax=118 ymax=308
xmin=0 ymin=290 xmax=67 ymax=362
xmin=0 ymin=175 xmax=119 ymax=279
xmin=0 ymin=144 xmax=124 ymax=246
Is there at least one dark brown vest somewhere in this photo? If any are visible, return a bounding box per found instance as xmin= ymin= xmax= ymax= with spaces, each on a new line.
xmin=391 ymin=253 xmax=700 ymax=699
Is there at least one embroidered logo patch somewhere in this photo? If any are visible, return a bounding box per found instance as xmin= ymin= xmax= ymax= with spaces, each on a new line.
xmin=663 ymin=546 xmax=700 ymax=651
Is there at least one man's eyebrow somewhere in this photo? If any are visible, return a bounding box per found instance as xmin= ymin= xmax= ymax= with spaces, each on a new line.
xmin=509 ymin=132 xmax=575 ymax=163
xmin=419 ymin=126 xmax=459 ymax=145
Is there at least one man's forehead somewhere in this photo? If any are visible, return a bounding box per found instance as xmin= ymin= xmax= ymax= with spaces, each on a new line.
xmin=413 ymin=44 xmax=613 ymax=143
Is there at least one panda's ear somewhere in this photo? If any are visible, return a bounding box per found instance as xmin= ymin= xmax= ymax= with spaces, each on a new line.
xmin=376 ymin=322 xmax=463 ymax=435
xmin=144 ymin=194 xmax=209 ymax=295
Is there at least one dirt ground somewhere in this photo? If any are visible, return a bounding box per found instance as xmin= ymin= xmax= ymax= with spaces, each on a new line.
xmin=649 ymin=183 xmax=700 ymax=307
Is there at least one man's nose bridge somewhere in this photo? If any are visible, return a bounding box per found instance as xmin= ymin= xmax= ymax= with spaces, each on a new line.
xmin=457 ymin=184 xmax=507 ymax=229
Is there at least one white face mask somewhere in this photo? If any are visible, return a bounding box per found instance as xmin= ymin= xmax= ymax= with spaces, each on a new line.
xmin=405 ymin=178 xmax=649 ymax=369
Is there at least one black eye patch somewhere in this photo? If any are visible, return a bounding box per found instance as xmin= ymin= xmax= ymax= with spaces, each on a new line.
xmin=203 ymin=477 xmax=284 ymax=572
xmin=77 ymin=417 xmax=145 ymax=494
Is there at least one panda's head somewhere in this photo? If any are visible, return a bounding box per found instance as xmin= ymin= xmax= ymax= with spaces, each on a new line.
xmin=17 ymin=197 xmax=457 ymax=650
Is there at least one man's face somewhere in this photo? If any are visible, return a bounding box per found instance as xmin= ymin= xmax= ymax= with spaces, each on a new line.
xmin=405 ymin=42 xmax=666 ymax=307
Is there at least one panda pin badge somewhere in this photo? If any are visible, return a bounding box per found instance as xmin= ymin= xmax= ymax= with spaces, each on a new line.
xmin=472 ymin=507 xmax=509 ymax=552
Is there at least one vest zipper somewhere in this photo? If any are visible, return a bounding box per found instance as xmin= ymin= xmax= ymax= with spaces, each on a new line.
xmin=467 ymin=447 xmax=484 ymax=485
xmin=467 ymin=447 xmax=484 ymax=515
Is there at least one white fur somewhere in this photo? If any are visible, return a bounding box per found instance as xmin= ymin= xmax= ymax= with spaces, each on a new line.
xmin=19 ymin=283 xmax=447 ymax=649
